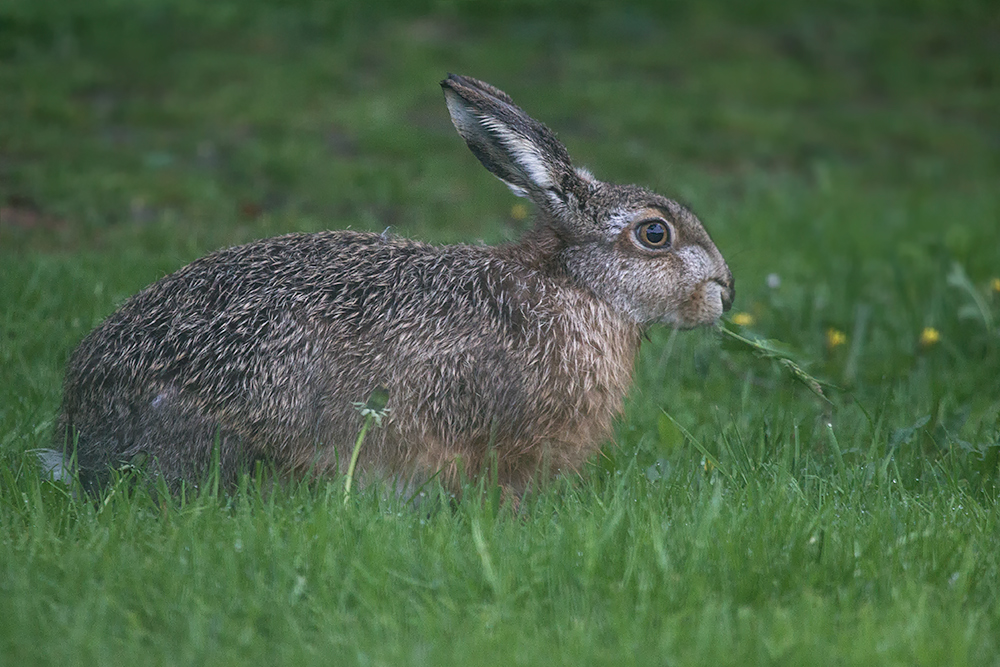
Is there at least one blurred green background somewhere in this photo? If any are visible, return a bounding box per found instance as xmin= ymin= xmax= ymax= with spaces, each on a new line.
xmin=3 ymin=0 xmax=996 ymax=251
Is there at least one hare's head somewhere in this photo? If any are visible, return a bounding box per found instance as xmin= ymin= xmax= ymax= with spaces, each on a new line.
xmin=442 ymin=74 xmax=733 ymax=329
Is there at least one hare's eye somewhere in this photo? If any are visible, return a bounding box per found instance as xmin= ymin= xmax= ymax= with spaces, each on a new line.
xmin=636 ymin=220 xmax=671 ymax=249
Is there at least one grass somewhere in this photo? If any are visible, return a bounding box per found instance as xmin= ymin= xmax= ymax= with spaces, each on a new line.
xmin=2 ymin=0 xmax=1000 ymax=664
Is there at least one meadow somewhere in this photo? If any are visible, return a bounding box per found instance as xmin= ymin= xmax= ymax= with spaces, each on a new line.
xmin=2 ymin=1 xmax=999 ymax=664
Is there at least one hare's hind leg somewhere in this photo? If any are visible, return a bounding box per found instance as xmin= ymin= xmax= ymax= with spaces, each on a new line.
xmin=59 ymin=387 xmax=263 ymax=490
xmin=127 ymin=389 xmax=268 ymax=488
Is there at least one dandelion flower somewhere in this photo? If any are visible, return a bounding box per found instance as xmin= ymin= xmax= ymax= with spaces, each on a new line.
xmin=920 ymin=327 xmax=940 ymax=347
xmin=510 ymin=203 xmax=529 ymax=221
xmin=991 ymin=278 xmax=1000 ymax=294
xmin=731 ymin=312 xmax=754 ymax=327
xmin=826 ymin=328 xmax=847 ymax=349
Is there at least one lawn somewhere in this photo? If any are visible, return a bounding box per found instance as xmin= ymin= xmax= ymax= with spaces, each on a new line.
xmin=2 ymin=0 xmax=999 ymax=664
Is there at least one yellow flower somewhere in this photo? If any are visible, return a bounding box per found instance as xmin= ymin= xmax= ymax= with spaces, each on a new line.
xmin=991 ymin=278 xmax=1000 ymax=294
xmin=731 ymin=312 xmax=754 ymax=327
xmin=920 ymin=327 xmax=940 ymax=347
xmin=510 ymin=203 xmax=529 ymax=221
xmin=826 ymin=328 xmax=847 ymax=349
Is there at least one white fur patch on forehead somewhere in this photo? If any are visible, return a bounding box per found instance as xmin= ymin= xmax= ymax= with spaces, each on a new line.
xmin=606 ymin=208 xmax=634 ymax=234
xmin=605 ymin=206 xmax=668 ymax=234
xmin=478 ymin=116 xmax=555 ymax=191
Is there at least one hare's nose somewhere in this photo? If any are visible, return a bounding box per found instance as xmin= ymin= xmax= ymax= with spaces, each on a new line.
xmin=718 ymin=275 xmax=735 ymax=312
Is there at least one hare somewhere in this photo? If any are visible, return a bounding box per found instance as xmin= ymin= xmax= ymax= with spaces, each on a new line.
xmin=44 ymin=74 xmax=734 ymax=495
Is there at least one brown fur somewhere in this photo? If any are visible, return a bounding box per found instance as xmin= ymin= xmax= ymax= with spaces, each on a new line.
xmin=47 ymin=75 xmax=733 ymax=494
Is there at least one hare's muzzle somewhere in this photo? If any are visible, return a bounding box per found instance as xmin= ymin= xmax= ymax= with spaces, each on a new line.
xmin=669 ymin=277 xmax=734 ymax=329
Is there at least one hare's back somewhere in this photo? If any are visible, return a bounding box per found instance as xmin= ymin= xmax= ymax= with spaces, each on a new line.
xmin=65 ymin=230 xmax=523 ymax=399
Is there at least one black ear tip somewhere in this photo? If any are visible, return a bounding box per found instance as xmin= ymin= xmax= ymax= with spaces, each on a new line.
xmin=441 ymin=73 xmax=467 ymax=91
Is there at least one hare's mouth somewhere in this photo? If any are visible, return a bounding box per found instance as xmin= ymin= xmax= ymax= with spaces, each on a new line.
xmin=667 ymin=279 xmax=732 ymax=330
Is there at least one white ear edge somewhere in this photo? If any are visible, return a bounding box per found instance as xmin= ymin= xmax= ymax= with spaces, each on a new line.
xmin=444 ymin=92 xmax=479 ymax=140
xmin=501 ymin=180 xmax=530 ymax=198
xmin=546 ymin=190 xmax=567 ymax=211
xmin=477 ymin=117 xmax=556 ymax=191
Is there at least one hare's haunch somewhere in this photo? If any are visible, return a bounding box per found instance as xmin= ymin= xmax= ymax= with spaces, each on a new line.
xmin=47 ymin=75 xmax=734 ymax=493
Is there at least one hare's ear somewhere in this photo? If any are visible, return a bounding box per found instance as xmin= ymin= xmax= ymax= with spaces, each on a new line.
xmin=441 ymin=74 xmax=583 ymax=207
